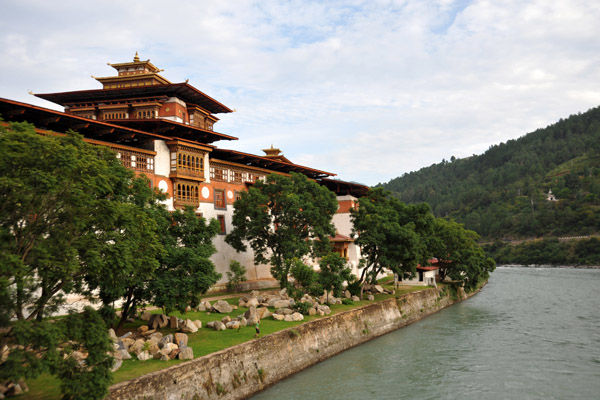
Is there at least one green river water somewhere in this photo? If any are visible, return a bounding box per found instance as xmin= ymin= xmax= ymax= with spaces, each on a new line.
xmin=251 ymin=267 xmax=600 ymax=399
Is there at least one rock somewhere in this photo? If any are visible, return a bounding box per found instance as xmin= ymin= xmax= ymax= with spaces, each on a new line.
xmin=137 ymin=351 xmax=151 ymax=361
xmin=250 ymin=290 xmax=260 ymax=297
xmin=71 ymin=350 xmax=87 ymax=362
xmin=367 ymin=294 xmax=375 ymax=301
xmin=283 ymin=314 xmax=294 ymax=322
xmin=212 ymin=300 xmax=233 ymax=313
xmin=108 ymin=328 xmax=118 ymax=341
xmin=174 ymin=333 xmax=188 ymax=347
xmin=272 ymin=299 xmax=291 ymax=309
xmin=193 ymin=320 xmax=202 ymax=328
xmin=159 ymin=334 xmax=173 ymax=347
xmin=111 ymin=358 xmax=123 ymax=372
xmin=142 ymin=329 xmax=156 ymax=337
xmin=246 ymin=297 xmax=259 ymax=307
xmin=181 ymin=319 xmax=198 ymax=333
xmin=121 ymin=338 xmax=135 ymax=351
xmin=279 ymin=287 xmax=288 ymax=296
xmin=352 ymin=295 xmax=360 ymax=302
xmin=198 ymin=303 xmax=207 ymax=311
xmin=140 ymin=311 xmax=152 ymax=321
xmin=222 ymin=315 xmax=232 ymax=323
xmin=168 ymin=349 xmax=180 ymax=360
xmin=244 ymin=306 xmax=259 ymax=325
xmin=316 ymin=304 xmax=331 ymax=315
xmin=201 ymin=300 xmax=212 ymax=310
xmin=129 ymin=339 xmax=146 ymax=355
xmin=18 ymin=379 xmax=28 ymax=393
xmin=213 ymin=321 xmax=226 ymax=331
xmin=5 ymin=384 xmax=23 ymax=397
xmin=118 ymin=349 xmax=131 ymax=360
xmin=272 ymin=313 xmax=284 ymax=321
xmin=276 ymin=307 xmax=294 ymax=315
xmin=169 ymin=316 xmax=179 ymax=329
xmin=178 ymin=347 xmax=194 ymax=360
xmin=373 ymin=285 xmax=385 ymax=294
xmin=226 ymin=321 xmax=241 ymax=329
xmin=291 ymin=312 xmax=304 ymax=321
xmin=148 ymin=332 xmax=163 ymax=342
xmin=344 ymin=290 xmax=351 ymax=298
xmin=137 ymin=325 xmax=149 ymax=334
xmin=206 ymin=321 xmax=216 ymax=329
xmin=238 ymin=299 xmax=247 ymax=307
xmin=308 ymin=308 xmax=317 ymax=316
xmin=257 ymin=307 xmax=272 ymax=319
xmin=149 ymin=314 xmax=169 ymax=329
xmin=238 ymin=316 xmax=248 ymax=326
xmin=147 ymin=342 xmax=160 ymax=356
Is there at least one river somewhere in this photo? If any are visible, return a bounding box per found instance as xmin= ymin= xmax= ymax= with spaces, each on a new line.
xmin=251 ymin=267 xmax=600 ymax=399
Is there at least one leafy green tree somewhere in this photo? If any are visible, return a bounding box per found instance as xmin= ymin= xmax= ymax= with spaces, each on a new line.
xmin=84 ymin=176 xmax=165 ymax=329
xmin=0 ymin=122 xmax=143 ymax=322
xmin=350 ymin=188 xmax=433 ymax=295
xmin=317 ymin=253 xmax=352 ymax=303
xmin=429 ymin=218 xmax=495 ymax=290
xmin=226 ymin=260 xmax=247 ymax=292
xmin=151 ymin=207 xmax=221 ymax=315
xmin=226 ymin=172 xmax=337 ymax=287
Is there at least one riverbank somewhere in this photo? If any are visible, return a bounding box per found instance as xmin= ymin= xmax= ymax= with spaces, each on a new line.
xmin=106 ymin=284 xmax=483 ymax=400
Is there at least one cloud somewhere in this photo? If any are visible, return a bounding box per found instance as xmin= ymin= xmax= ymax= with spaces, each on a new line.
xmin=1 ymin=0 xmax=599 ymax=185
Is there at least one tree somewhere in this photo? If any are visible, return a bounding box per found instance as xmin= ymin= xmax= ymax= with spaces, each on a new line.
xmin=317 ymin=253 xmax=352 ymax=304
xmin=429 ymin=218 xmax=495 ymax=290
xmin=0 ymin=122 xmax=143 ymax=322
xmin=226 ymin=260 xmax=247 ymax=292
xmin=0 ymin=122 xmax=135 ymax=397
xmin=84 ymin=176 xmax=165 ymax=329
xmin=350 ymin=188 xmax=433 ymax=296
xmin=226 ymin=172 xmax=338 ymax=287
xmin=150 ymin=207 xmax=221 ymax=315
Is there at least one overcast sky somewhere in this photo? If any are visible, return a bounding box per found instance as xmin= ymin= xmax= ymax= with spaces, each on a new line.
xmin=1 ymin=0 xmax=599 ymax=186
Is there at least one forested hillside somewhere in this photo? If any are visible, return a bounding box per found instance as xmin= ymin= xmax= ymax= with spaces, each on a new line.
xmin=381 ymin=106 xmax=600 ymax=240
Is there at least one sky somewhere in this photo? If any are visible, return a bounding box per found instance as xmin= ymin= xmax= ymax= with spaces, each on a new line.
xmin=1 ymin=0 xmax=600 ymax=186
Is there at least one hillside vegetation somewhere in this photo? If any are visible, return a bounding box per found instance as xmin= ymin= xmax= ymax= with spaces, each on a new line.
xmin=381 ymin=106 xmax=600 ymax=242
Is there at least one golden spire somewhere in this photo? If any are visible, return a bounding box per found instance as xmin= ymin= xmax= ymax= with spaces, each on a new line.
xmin=134 ymin=51 xmax=140 ymax=62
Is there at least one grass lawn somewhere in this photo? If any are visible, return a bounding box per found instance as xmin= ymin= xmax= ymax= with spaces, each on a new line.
xmin=21 ymin=284 xmax=428 ymax=399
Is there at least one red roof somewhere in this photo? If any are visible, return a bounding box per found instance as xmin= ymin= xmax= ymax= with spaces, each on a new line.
xmin=417 ymin=266 xmax=439 ymax=271
xmin=331 ymin=233 xmax=353 ymax=242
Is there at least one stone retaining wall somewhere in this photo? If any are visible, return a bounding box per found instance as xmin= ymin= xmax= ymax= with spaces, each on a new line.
xmin=106 ymin=285 xmax=479 ymax=400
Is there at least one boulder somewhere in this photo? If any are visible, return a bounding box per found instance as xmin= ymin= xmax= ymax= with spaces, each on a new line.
xmin=108 ymin=328 xmax=118 ymax=341
xmin=317 ymin=309 xmax=325 ymax=316
xmin=142 ymin=329 xmax=156 ymax=337
xmin=147 ymin=342 xmax=160 ymax=356
xmin=206 ymin=321 xmax=216 ymax=329
xmin=308 ymin=308 xmax=317 ymax=316
xmin=158 ymin=334 xmax=173 ymax=347
xmin=174 ymin=333 xmax=188 ymax=347
xmin=272 ymin=313 xmax=285 ymax=321
xmin=244 ymin=306 xmax=258 ymax=325
xmin=344 ymin=290 xmax=352 ymax=299
xmin=367 ymin=294 xmax=375 ymax=301
xmin=226 ymin=321 xmax=241 ymax=329
xmin=181 ymin=319 xmax=198 ymax=333
xmin=118 ymin=349 xmax=131 ymax=360
xmin=212 ymin=300 xmax=233 ymax=314
xmin=121 ymin=337 xmax=134 ymax=351
xmin=291 ymin=312 xmax=304 ymax=321
xmin=149 ymin=314 xmax=169 ymax=329
xmin=140 ymin=311 xmax=152 ymax=321
xmin=137 ymin=351 xmax=151 ymax=361
xmin=257 ymin=307 xmax=272 ymax=319
xmin=129 ymin=339 xmax=146 ymax=355
xmin=137 ymin=325 xmax=149 ymax=334
xmin=221 ymin=316 xmax=232 ymax=323
xmin=213 ymin=321 xmax=226 ymax=331
xmin=148 ymin=332 xmax=163 ymax=342
xmin=316 ymin=304 xmax=331 ymax=315
xmin=111 ymin=358 xmax=123 ymax=372
xmin=352 ymin=295 xmax=360 ymax=302
xmin=373 ymin=285 xmax=385 ymax=294
xmin=169 ymin=316 xmax=179 ymax=329
xmin=246 ymin=297 xmax=259 ymax=307
xmin=276 ymin=307 xmax=294 ymax=315
xmin=272 ymin=299 xmax=291 ymax=309
xmin=250 ymin=290 xmax=260 ymax=297
xmin=178 ymin=347 xmax=194 ymax=360
xmin=238 ymin=316 xmax=248 ymax=326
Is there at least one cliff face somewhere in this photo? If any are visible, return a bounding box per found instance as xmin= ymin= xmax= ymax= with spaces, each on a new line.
xmin=107 ymin=286 xmax=477 ymax=400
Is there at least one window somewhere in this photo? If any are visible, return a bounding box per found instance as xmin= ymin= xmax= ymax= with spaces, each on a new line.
xmin=217 ymin=215 xmax=226 ymax=234
xmin=174 ymin=182 xmax=199 ymax=207
xmin=234 ymin=191 xmax=243 ymax=202
xmin=214 ymin=189 xmax=226 ymax=209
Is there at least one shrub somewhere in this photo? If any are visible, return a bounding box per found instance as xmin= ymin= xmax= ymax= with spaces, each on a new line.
xmin=293 ymin=301 xmax=313 ymax=315
xmin=341 ymin=298 xmax=354 ymax=305
xmin=226 ymin=261 xmax=247 ymax=292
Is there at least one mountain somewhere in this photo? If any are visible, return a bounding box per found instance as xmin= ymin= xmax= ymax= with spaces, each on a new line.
xmin=380 ymin=106 xmax=600 ymax=241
